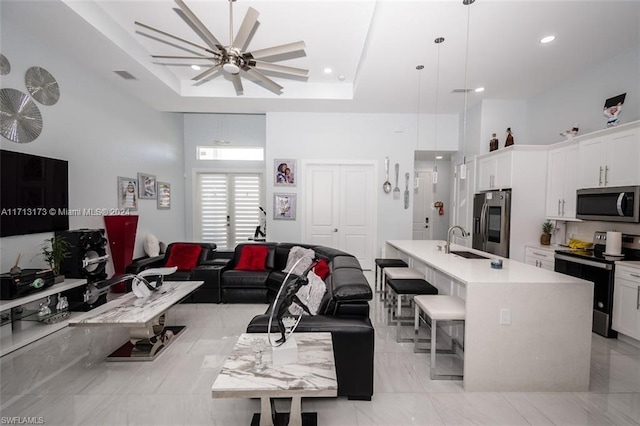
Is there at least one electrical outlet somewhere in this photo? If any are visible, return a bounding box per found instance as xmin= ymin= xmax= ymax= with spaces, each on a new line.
xmin=500 ymin=308 xmax=511 ymax=325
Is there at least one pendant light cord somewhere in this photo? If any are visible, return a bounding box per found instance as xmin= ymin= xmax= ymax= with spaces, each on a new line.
xmin=434 ymin=38 xmax=443 ymax=169
xmin=461 ymin=1 xmax=472 ymax=165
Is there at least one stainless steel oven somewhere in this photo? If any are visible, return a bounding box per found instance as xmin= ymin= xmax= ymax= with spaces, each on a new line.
xmin=554 ymin=232 xmax=640 ymax=337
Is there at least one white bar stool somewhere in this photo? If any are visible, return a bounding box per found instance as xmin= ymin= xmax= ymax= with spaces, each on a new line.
xmin=413 ymin=295 xmax=465 ymax=380
xmin=382 ymin=267 xmax=424 ymax=307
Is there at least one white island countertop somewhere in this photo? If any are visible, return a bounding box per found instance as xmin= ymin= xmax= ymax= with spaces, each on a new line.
xmin=385 ymin=240 xmax=594 ymax=392
xmin=387 ymin=240 xmax=588 ymax=285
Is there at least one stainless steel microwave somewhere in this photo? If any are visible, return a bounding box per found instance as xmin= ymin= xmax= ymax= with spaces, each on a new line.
xmin=576 ymin=186 xmax=640 ymax=222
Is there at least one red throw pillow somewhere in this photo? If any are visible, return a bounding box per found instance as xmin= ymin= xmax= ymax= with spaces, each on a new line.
xmin=164 ymin=244 xmax=203 ymax=271
xmin=235 ymin=245 xmax=269 ymax=271
xmin=314 ymin=259 xmax=330 ymax=280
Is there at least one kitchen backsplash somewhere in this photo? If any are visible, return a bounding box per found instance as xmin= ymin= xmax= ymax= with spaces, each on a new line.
xmin=563 ymin=221 xmax=640 ymax=244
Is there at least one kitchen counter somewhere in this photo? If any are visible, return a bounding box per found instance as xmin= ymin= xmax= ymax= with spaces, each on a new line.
xmin=617 ymin=260 xmax=640 ymax=270
xmin=389 ymin=240 xmax=583 ymax=285
xmin=386 ymin=240 xmax=594 ymax=392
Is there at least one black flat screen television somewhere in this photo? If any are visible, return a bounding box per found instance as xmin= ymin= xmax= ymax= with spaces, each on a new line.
xmin=0 ymin=150 xmax=69 ymax=237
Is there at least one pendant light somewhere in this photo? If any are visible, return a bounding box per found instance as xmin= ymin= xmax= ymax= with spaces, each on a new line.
xmin=415 ymin=64 xmax=424 ymax=190
xmin=432 ymin=37 xmax=444 ymax=185
xmin=459 ymin=0 xmax=475 ymax=179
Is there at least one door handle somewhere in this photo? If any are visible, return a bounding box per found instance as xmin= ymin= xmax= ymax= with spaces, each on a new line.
xmin=599 ymin=166 xmax=603 ymax=186
xmin=637 ymin=286 xmax=639 ymax=310
xmin=561 ymin=199 xmax=565 ymax=216
xmin=333 ymin=228 xmax=338 ymax=232
xmin=617 ymin=192 xmax=626 ymax=216
xmin=558 ymin=199 xmax=561 ymax=216
xmin=630 ymin=273 xmax=640 ymax=278
xmin=605 ymin=166 xmax=609 ymax=185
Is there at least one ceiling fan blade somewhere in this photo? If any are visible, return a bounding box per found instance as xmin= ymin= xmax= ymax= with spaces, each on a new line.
xmin=192 ymin=64 xmax=222 ymax=81
xmin=135 ymin=21 xmax=216 ymax=55
xmin=152 ymin=55 xmax=219 ymax=60
xmin=232 ymin=74 xmax=244 ymax=95
xmin=252 ymin=61 xmax=308 ymax=77
xmin=231 ymin=7 xmax=259 ymax=51
xmin=244 ymin=68 xmax=283 ymax=93
xmin=247 ymin=41 xmax=306 ymax=60
xmin=174 ymin=0 xmax=223 ymax=52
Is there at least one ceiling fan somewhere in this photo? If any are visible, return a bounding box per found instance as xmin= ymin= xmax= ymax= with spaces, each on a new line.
xmin=135 ymin=0 xmax=308 ymax=95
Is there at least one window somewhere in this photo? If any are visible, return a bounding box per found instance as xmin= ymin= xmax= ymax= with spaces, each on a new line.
xmin=195 ymin=172 xmax=263 ymax=250
xmin=197 ymin=147 xmax=264 ymax=161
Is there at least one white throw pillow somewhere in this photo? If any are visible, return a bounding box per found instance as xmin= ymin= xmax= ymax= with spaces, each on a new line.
xmin=143 ymin=234 xmax=160 ymax=257
xmin=283 ymin=246 xmax=315 ymax=276
xmin=288 ymin=270 xmax=327 ymax=316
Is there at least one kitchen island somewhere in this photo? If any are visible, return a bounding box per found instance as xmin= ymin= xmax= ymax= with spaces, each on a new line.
xmin=386 ymin=240 xmax=594 ymax=392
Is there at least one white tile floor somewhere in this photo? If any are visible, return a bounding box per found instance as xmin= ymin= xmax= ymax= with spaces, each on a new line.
xmin=1 ymin=271 xmax=639 ymax=425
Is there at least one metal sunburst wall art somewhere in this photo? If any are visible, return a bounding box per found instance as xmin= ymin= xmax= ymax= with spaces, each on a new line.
xmin=0 ymin=88 xmax=43 ymax=143
xmin=25 ymin=66 xmax=60 ymax=106
xmin=0 ymin=54 xmax=10 ymax=75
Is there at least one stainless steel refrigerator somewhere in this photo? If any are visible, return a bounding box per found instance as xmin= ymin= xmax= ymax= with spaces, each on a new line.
xmin=472 ymin=190 xmax=511 ymax=258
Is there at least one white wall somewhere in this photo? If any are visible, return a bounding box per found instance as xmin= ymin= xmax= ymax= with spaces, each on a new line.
xmin=266 ymin=112 xmax=459 ymax=256
xmin=183 ymin=113 xmax=266 ymax=241
xmin=479 ymin=99 xmax=528 ymax=152
xmin=527 ymin=47 xmax=640 ymax=145
xmin=414 ymin=160 xmax=452 ymax=241
xmin=0 ymin=13 xmax=185 ymax=274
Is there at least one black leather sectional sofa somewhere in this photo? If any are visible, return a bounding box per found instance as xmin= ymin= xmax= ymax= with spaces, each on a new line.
xmin=127 ymin=241 xmax=375 ymax=401
xmin=225 ymin=242 xmax=375 ymax=401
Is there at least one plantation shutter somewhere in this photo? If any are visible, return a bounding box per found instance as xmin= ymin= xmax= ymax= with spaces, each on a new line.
xmin=196 ymin=172 xmax=262 ymax=250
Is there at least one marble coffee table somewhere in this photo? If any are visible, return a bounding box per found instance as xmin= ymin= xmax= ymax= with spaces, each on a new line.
xmin=69 ymin=281 xmax=203 ymax=361
xmin=212 ymin=332 xmax=337 ymax=426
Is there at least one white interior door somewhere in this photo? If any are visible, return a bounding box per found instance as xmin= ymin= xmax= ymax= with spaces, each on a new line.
xmin=412 ymin=172 xmax=433 ymax=240
xmin=305 ymin=165 xmax=340 ymax=248
xmin=304 ymin=163 xmax=375 ymax=270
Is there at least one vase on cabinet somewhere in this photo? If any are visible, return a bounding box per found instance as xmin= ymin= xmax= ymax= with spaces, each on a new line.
xmin=540 ymin=233 xmax=551 ymax=245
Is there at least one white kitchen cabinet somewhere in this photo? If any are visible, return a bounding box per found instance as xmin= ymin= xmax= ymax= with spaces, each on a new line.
xmin=477 ymin=150 xmax=512 ymax=191
xmin=546 ymin=143 xmax=579 ymax=219
xmin=612 ymin=265 xmax=640 ymax=340
xmin=579 ymin=126 xmax=639 ymax=188
xmin=524 ymin=245 xmax=555 ymax=271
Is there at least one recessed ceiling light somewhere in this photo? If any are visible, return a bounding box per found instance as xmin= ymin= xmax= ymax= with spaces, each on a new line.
xmin=436 ymin=156 xmax=443 ymax=160
xmin=191 ymin=64 xmax=201 ymax=70
xmin=338 ymin=75 xmax=345 ymax=81
xmin=475 ymin=87 xmax=485 ymax=93
xmin=540 ymin=35 xmax=556 ymax=44
xmin=323 ymin=67 xmax=333 ymax=74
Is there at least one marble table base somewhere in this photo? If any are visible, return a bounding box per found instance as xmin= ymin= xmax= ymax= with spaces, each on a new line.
xmin=107 ymin=325 xmax=185 ymax=361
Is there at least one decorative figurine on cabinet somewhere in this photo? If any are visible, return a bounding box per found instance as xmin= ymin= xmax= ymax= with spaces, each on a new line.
xmin=489 ymin=133 xmax=499 ymax=152
xmin=603 ymin=93 xmax=626 ymax=128
xmin=505 ymin=128 xmax=514 ymax=147
xmin=560 ymin=124 xmax=580 ymax=140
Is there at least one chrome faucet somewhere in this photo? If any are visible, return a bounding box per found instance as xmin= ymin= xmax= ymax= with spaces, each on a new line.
xmin=445 ymin=225 xmax=469 ymax=254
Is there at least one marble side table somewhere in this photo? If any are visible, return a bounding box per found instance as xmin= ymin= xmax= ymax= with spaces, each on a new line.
xmin=212 ymin=332 xmax=337 ymax=426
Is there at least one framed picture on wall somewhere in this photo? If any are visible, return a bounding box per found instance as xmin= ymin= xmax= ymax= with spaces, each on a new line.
xmin=273 ymin=193 xmax=296 ymax=220
xmin=138 ymin=172 xmax=157 ymax=199
xmin=274 ymin=159 xmax=296 ymax=186
xmin=157 ymin=182 xmax=171 ymax=210
xmin=117 ymin=177 xmax=138 ymax=211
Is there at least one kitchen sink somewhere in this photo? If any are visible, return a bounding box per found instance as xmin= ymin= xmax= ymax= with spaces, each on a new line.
xmin=450 ymin=250 xmax=490 ymax=260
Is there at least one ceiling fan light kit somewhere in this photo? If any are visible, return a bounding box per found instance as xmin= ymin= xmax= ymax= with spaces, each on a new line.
xmin=135 ymin=0 xmax=307 ymax=95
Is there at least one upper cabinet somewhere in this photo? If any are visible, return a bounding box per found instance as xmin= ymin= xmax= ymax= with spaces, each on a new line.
xmin=477 ymin=150 xmax=512 ymax=191
xmin=546 ymin=143 xmax=579 ymax=219
xmin=578 ymin=126 xmax=640 ymax=188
